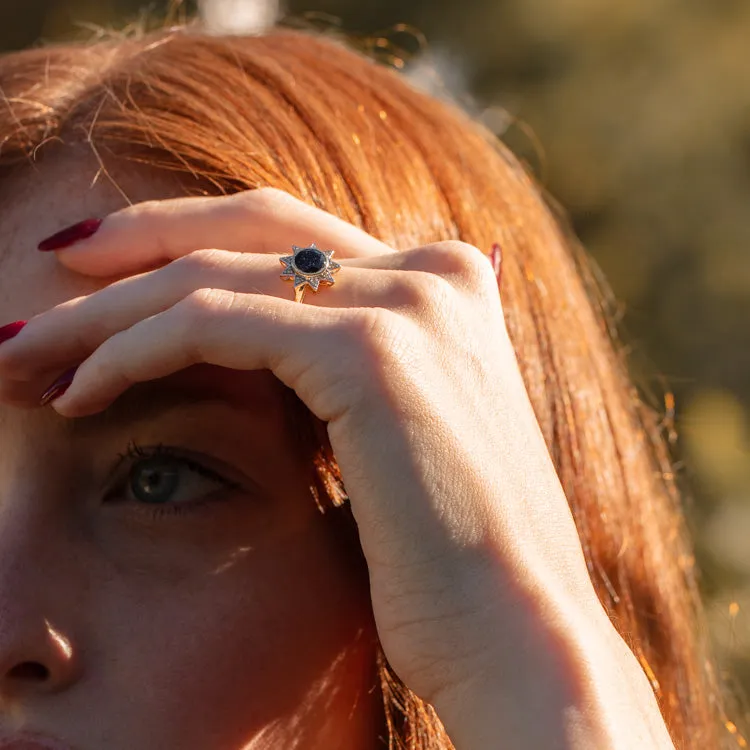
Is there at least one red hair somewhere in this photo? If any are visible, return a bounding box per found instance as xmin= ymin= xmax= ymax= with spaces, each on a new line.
xmin=0 ymin=16 xmax=745 ymax=749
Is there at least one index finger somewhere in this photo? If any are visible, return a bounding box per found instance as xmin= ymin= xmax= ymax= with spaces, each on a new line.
xmin=39 ymin=187 xmax=397 ymax=277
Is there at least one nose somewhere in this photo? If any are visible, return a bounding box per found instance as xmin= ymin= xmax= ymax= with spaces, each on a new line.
xmin=0 ymin=615 xmax=78 ymax=705
xmin=0 ymin=595 xmax=81 ymax=700
xmin=0 ymin=521 xmax=83 ymax=702
xmin=0 ymin=424 xmax=90 ymax=706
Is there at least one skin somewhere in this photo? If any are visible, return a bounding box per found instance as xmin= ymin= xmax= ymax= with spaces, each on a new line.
xmin=0 ymin=152 xmax=386 ymax=749
xmin=0 ymin=146 xmax=679 ymax=750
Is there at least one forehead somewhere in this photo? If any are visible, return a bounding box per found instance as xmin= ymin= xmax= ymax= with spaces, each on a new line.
xmin=0 ymin=147 xmax=189 ymax=321
xmin=0 ymin=149 xmax=295 ymax=428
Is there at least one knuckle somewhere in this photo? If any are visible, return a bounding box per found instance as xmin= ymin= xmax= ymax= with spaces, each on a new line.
xmin=128 ymin=199 xmax=184 ymax=232
xmin=174 ymin=288 xmax=235 ymax=359
xmin=129 ymin=198 xmax=163 ymax=219
xmin=427 ymin=240 xmax=490 ymax=279
xmin=61 ymin=295 xmax=106 ymax=350
xmin=240 ymin=186 xmax=300 ymax=218
xmin=343 ymin=306 xmax=386 ymax=340
xmin=173 ymin=248 xmax=225 ymax=274
xmin=341 ymin=307 xmax=408 ymax=366
xmin=124 ymin=200 xmax=181 ymax=260
xmin=423 ymin=240 xmax=496 ymax=292
xmin=397 ymin=271 xmax=454 ymax=312
xmin=180 ymin=287 xmax=229 ymax=321
xmin=400 ymin=241 xmax=496 ymax=300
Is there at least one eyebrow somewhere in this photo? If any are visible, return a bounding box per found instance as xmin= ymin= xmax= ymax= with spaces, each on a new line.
xmin=60 ymin=381 xmax=252 ymax=436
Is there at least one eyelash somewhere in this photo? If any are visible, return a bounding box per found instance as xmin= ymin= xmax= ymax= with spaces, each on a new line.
xmin=108 ymin=440 xmax=241 ymax=520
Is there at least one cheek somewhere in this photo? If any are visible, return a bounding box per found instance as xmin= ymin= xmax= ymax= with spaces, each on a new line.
xmin=92 ymin=520 xmax=378 ymax=748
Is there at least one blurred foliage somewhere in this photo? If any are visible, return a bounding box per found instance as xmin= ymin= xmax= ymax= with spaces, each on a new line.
xmin=3 ymin=0 xmax=750 ymax=716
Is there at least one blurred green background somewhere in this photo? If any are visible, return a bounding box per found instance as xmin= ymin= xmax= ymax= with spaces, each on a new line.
xmin=3 ymin=0 xmax=750 ymax=726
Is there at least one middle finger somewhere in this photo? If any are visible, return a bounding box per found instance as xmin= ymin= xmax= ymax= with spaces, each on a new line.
xmin=0 ymin=249 xmax=400 ymax=382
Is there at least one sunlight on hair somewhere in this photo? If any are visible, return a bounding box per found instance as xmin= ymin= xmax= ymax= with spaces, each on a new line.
xmin=726 ymin=719 xmax=749 ymax=747
xmin=198 ymin=0 xmax=279 ymax=35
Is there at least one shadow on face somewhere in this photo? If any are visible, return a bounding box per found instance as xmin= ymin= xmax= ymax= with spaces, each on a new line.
xmin=0 ymin=151 xmax=384 ymax=749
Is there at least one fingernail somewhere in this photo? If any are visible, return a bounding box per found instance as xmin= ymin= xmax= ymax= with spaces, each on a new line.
xmin=0 ymin=320 xmax=26 ymax=345
xmin=38 ymin=218 xmax=103 ymax=252
xmin=40 ymin=366 xmax=78 ymax=406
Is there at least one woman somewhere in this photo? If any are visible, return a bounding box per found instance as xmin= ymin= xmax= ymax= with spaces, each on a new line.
xmin=0 ymin=15 xmax=742 ymax=750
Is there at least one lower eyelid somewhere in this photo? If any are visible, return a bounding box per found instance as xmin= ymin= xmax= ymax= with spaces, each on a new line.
xmin=133 ymin=488 xmax=238 ymax=520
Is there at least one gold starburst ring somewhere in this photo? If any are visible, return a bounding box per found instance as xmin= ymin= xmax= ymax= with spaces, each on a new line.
xmin=279 ymin=243 xmax=342 ymax=303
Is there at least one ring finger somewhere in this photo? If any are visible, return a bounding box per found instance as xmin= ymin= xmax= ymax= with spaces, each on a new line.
xmin=0 ymin=248 xmax=410 ymax=390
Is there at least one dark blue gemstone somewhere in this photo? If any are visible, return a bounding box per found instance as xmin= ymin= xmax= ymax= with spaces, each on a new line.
xmin=295 ymin=248 xmax=326 ymax=274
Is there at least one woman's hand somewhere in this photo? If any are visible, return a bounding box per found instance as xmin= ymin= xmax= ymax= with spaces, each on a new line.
xmin=0 ymin=188 xmax=673 ymax=748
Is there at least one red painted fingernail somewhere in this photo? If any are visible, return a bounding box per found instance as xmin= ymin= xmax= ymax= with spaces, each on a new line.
xmin=38 ymin=218 xmax=103 ymax=251
xmin=40 ymin=366 xmax=78 ymax=406
xmin=0 ymin=320 xmax=26 ymax=345
xmin=490 ymin=242 xmax=503 ymax=286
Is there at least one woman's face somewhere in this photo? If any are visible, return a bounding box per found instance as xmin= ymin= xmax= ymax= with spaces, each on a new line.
xmin=0 ymin=153 xmax=383 ymax=749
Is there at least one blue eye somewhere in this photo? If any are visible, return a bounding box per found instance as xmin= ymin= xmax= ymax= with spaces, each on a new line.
xmin=109 ymin=441 xmax=240 ymax=517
